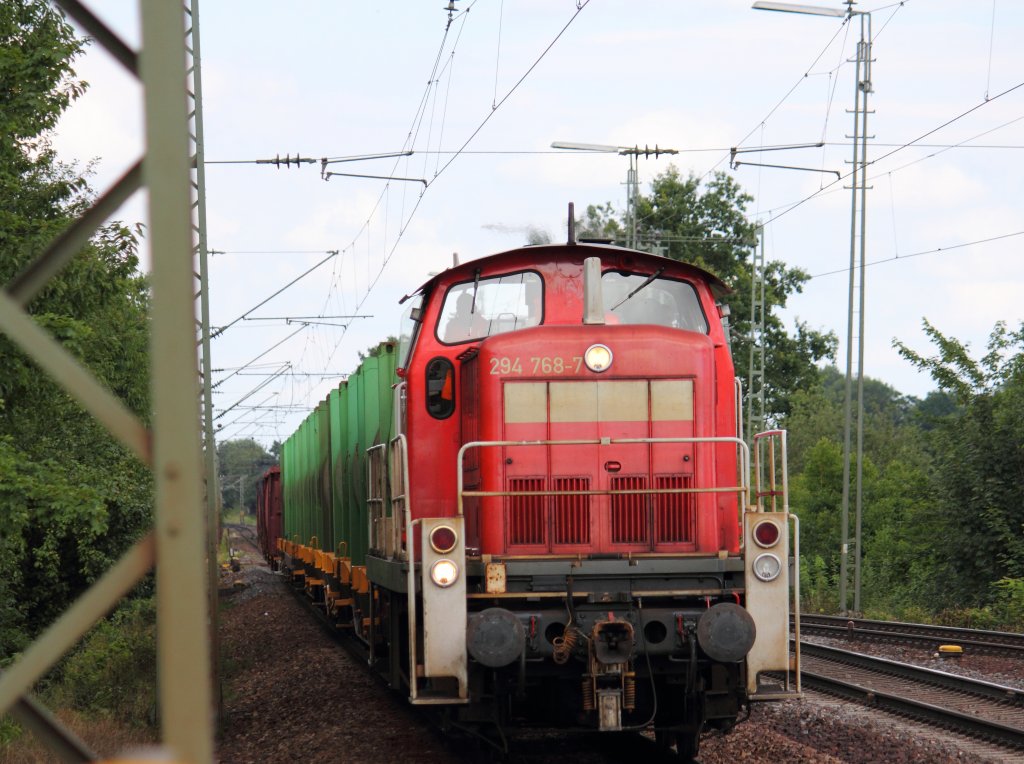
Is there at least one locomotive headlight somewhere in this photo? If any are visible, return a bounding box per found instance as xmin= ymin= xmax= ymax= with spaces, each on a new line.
xmin=752 ymin=552 xmax=782 ymax=582
xmin=430 ymin=559 xmax=459 ymax=588
xmin=584 ymin=344 xmax=613 ymax=373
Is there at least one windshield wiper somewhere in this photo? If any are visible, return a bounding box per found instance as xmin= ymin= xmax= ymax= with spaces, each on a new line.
xmin=609 ymin=267 xmax=665 ymax=311
xmin=470 ymin=268 xmax=481 ymax=314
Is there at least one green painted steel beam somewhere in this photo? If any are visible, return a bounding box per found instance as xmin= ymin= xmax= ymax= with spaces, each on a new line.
xmin=140 ymin=0 xmax=214 ymax=758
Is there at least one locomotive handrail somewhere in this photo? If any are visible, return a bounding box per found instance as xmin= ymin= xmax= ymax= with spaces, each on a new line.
xmin=734 ymin=377 xmax=744 ymax=443
xmin=367 ymin=443 xmax=387 ymax=555
xmin=405 ymin=516 xmax=422 ymax=702
xmin=752 ymin=429 xmax=789 ymax=514
xmin=456 ymin=436 xmax=751 ymax=517
xmin=390 ymin=434 xmax=411 ymax=560
xmin=791 ymin=513 xmax=801 ymax=694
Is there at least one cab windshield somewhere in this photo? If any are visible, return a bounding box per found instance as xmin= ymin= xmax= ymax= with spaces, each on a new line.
xmin=602 ymin=271 xmax=708 ymax=332
xmin=437 ymin=271 xmax=543 ymax=344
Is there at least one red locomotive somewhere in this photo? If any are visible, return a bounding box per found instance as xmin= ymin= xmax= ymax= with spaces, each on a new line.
xmin=263 ymin=232 xmax=800 ymax=757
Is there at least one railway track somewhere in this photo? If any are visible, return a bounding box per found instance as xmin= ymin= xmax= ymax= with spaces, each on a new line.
xmin=799 ymin=613 xmax=1024 ymax=657
xmin=800 ymin=641 xmax=1024 ymax=755
xmin=224 ymin=522 xmax=258 ymax=552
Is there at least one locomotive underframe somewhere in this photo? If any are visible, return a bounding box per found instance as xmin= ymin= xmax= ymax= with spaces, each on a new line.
xmin=363 ymin=553 xmax=755 ymax=736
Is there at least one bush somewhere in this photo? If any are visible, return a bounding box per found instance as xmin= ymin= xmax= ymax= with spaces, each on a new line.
xmin=991 ymin=578 xmax=1024 ymax=630
xmin=49 ymin=597 xmax=157 ymax=727
xmin=799 ymin=554 xmax=837 ymax=613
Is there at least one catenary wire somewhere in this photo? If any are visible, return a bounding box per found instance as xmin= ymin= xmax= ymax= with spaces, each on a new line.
xmin=759 ymin=80 xmax=1024 ymax=226
xmin=809 ymin=229 xmax=1024 ymax=279
xmin=211 ymin=250 xmax=341 ymax=338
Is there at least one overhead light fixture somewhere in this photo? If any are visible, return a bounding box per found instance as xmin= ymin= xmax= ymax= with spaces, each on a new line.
xmin=551 ymin=141 xmax=620 ymax=152
xmin=751 ymin=1 xmax=846 ymax=17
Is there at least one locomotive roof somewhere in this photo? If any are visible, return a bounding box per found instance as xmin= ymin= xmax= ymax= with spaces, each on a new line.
xmin=404 ymin=242 xmax=730 ymax=303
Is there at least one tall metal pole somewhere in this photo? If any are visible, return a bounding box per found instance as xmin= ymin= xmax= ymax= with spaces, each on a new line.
xmin=747 ymin=225 xmax=766 ymax=443
xmin=626 ymin=154 xmax=638 ymax=249
xmin=840 ymin=4 xmax=871 ymax=614
xmin=853 ymin=11 xmax=872 ymax=613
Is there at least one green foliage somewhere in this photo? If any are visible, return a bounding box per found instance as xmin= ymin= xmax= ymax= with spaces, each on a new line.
xmin=0 ymin=0 xmax=154 ymax=662
xmin=785 ymin=368 xmax=939 ymax=616
xmin=790 ymin=437 xmax=845 ymax=575
xmin=789 ymin=321 xmax=1024 ymax=623
xmin=579 ymin=167 xmax=836 ymax=418
xmin=895 ymin=320 xmax=1024 ymax=607
xmin=218 ymin=438 xmax=277 ymax=514
xmin=357 ymin=335 xmax=399 ymax=361
xmin=0 ymin=715 xmax=21 ymax=746
xmin=48 ymin=597 xmax=157 ymax=726
xmin=990 ymin=578 xmax=1024 ymax=629
xmin=799 ymin=554 xmax=838 ymax=613
xmin=577 ymin=201 xmax=623 ymax=241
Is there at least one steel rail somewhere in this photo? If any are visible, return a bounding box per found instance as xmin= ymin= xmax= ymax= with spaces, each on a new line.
xmin=799 ymin=614 xmax=1024 ymax=656
xmin=799 ymin=642 xmax=1024 ymax=751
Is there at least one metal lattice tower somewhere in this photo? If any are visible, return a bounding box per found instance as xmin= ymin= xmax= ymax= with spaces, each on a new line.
xmin=746 ymin=226 xmax=767 ymax=441
xmin=187 ymin=0 xmax=222 ymax=720
xmin=0 ymin=2 xmax=214 ymax=760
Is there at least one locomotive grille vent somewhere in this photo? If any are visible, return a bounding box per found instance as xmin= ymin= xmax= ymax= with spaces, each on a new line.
xmin=611 ymin=476 xmax=648 ymax=544
xmin=553 ymin=476 xmax=590 ymax=545
xmin=654 ymin=474 xmax=695 ymax=543
xmin=507 ymin=477 xmax=546 ymax=546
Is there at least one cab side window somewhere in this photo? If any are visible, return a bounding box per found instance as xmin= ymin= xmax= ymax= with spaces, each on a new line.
xmin=425 ymin=356 xmax=455 ymax=419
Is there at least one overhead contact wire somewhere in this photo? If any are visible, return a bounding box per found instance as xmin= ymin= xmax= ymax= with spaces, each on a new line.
xmin=761 ymin=79 xmax=1024 ymax=226
xmin=810 ymin=229 xmax=1024 ymax=279
xmin=212 ymin=250 xmax=341 ymax=338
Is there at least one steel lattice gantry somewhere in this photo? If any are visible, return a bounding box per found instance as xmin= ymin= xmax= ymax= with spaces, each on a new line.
xmin=0 ymin=1 xmax=214 ymax=762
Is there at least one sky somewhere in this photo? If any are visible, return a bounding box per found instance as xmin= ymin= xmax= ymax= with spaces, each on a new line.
xmin=51 ymin=0 xmax=1024 ymax=446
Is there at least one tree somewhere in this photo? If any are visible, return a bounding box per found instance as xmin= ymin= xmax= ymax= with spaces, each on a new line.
xmin=217 ymin=438 xmax=277 ymax=515
xmin=0 ymin=0 xmax=152 ymax=654
xmin=579 ymin=167 xmax=836 ymax=418
xmin=783 ymin=366 xmax=929 ymax=473
xmin=895 ymin=320 xmax=1024 ymax=607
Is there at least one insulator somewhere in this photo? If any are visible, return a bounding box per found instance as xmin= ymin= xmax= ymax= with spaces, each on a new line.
xmin=581 ymin=677 xmax=595 ymax=711
xmin=624 ymin=671 xmax=636 ymax=711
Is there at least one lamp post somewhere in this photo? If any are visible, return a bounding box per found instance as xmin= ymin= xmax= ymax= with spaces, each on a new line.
xmin=550 ymin=142 xmax=678 ymax=250
xmin=752 ymin=0 xmax=872 ymax=614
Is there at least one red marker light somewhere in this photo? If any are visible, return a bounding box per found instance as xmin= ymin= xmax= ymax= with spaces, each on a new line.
xmin=753 ymin=520 xmax=780 ymax=548
xmin=430 ymin=525 xmax=458 ymax=554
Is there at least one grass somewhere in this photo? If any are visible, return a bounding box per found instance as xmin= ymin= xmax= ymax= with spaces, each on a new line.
xmin=0 ymin=598 xmax=159 ymax=762
xmin=0 ymin=711 xmax=155 ymax=763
